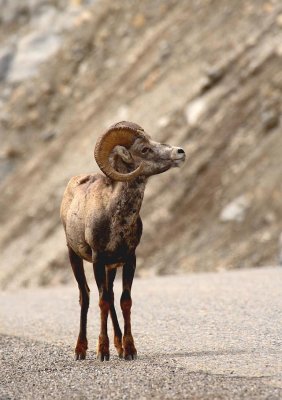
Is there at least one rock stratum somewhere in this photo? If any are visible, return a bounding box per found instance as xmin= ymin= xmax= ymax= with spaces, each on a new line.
xmin=1 ymin=0 xmax=282 ymax=288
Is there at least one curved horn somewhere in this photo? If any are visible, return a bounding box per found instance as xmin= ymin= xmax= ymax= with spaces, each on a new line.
xmin=94 ymin=122 xmax=145 ymax=181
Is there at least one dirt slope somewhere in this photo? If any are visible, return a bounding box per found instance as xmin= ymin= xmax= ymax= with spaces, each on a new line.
xmin=0 ymin=0 xmax=282 ymax=288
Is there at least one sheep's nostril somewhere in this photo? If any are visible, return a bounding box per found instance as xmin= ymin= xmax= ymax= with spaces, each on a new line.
xmin=177 ymin=148 xmax=185 ymax=154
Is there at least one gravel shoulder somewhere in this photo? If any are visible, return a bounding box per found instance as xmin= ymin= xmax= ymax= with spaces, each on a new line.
xmin=1 ymin=267 xmax=282 ymax=399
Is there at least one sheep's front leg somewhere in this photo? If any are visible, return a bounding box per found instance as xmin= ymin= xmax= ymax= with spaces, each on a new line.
xmin=121 ymin=254 xmax=137 ymax=360
xmin=107 ymin=268 xmax=123 ymax=358
xmin=93 ymin=259 xmax=110 ymax=361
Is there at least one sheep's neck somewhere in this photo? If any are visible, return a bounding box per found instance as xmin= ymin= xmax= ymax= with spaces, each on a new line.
xmin=111 ymin=178 xmax=147 ymax=225
xmin=111 ymin=156 xmax=147 ymax=225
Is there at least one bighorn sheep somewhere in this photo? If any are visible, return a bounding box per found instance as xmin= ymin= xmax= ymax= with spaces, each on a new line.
xmin=60 ymin=121 xmax=185 ymax=361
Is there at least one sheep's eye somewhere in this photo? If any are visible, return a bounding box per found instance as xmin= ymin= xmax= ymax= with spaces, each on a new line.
xmin=141 ymin=147 xmax=150 ymax=154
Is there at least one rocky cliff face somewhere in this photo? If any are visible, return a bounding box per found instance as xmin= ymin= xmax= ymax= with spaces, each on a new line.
xmin=1 ymin=0 xmax=282 ymax=288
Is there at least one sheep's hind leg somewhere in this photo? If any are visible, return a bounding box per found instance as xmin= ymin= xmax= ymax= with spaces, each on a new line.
xmin=93 ymin=259 xmax=110 ymax=361
xmin=68 ymin=247 xmax=90 ymax=360
xmin=107 ymin=267 xmax=123 ymax=358
xmin=121 ymin=254 xmax=137 ymax=360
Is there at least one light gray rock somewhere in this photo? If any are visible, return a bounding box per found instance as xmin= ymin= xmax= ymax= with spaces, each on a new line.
xmin=0 ymin=0 xmax=50 ymax=24
xmin=220 ymin=195 xmax=251 ymax=222
xmin=185 ymin=98 xmax=207 ymax=126
xmin=4 ymin=2 xmax=95 ymax=83
xmin=41 ymin=129 xmax=57 ymax=142
xmin=261 ymin=109 xmax=280 ymax=132
xmin=7 ymin=31 xmax=61 ymax=83
xmin=0 ymin=46 xmax=14 ymax=81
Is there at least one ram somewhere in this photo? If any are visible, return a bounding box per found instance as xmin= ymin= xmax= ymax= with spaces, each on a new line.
xmin=60 ymin=121 xmax=185 ymax=361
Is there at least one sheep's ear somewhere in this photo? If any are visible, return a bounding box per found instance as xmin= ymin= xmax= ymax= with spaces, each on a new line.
xmin=115 ymin=145 xmax=134 ymax=164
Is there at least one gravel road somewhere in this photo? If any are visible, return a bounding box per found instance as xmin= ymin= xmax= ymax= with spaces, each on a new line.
xmin=1 ymin=267 xmax=281 ymax=399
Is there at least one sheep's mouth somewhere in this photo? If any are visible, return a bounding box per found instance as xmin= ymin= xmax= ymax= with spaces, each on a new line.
xmin=159 ymin=154 xmax=185 ymax=168
xmin=160 ymin=154 xmax=186 ymax=161
xmin=173 ymin=155 xmax=185 ymax=161
xmin=172 ymin=153 xmax=185 ymax=162
xmin=173 ymin=155 xmax=186 ymax=167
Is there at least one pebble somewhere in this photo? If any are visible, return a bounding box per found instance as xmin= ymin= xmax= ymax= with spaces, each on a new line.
xmin=132 ymin=13 xmax=146 ymax=29
xmin=41 ymin=130 xmax=57 ymax=142
xmin=219 ymin=195 xmax=251 ymax=223
xmin=276 ymin=14 xmax=282 ymax=27
xmin=157 ymin=115 xmax=170 ymax=128
xmin=185 ymin=98 xmax=206 ymax=126
xmin=0 ymin=46 xmax=14 ymax=81
xmin=261 ymin=109 xmax=280 ymax=132
xmin=3 ymin=146 xmax=22 ymax=159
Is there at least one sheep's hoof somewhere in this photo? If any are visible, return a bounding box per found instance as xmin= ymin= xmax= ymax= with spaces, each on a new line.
xmin=124 ymin=353 xmax=137 ymax=361
xmin=114 ymin=336 xmax=124 ymax=358
xmin=75 ymin=339 xmax=88 ymax=360
xmin=97 ymin=335 xmax=110 ymax=361
xmin=97 ymin=352 xmax=110 ymax=361
xmin=75 ymin=351 xmax=86 ymax=361
xmin=123 ymin=335 xmax=137 ymax=360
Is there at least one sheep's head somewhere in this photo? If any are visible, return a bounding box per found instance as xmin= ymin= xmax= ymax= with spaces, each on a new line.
xmin=94 ymin=121 xmax=185 ymax=182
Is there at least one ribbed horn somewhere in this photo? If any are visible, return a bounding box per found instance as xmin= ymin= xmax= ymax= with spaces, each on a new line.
xmin=94 ymin=122 xmax=145 ymax=181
